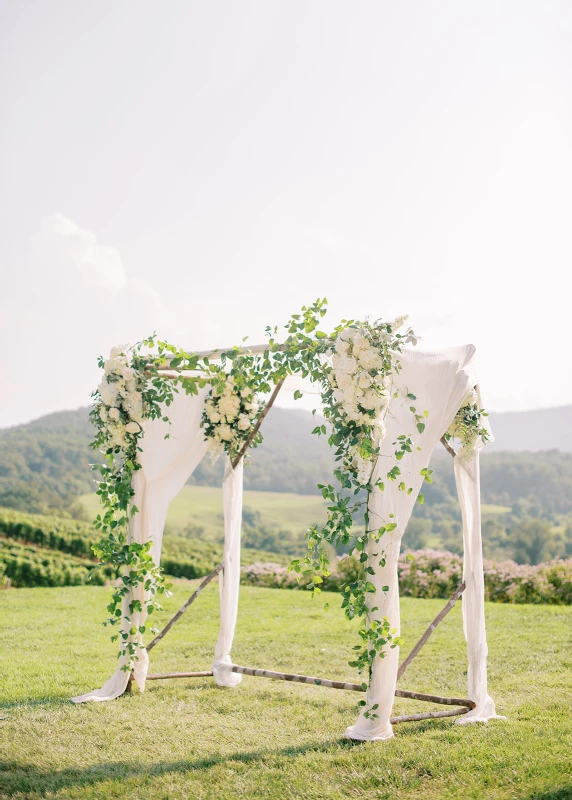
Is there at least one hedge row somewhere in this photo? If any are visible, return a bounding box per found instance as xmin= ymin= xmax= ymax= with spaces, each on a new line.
xmin=0 ymin=539 xmax=114 ymax=588
xmin=242 ymin=549 xmax=572 ymax=605
xmin=0 ymin=508 xmax=96 ymax=558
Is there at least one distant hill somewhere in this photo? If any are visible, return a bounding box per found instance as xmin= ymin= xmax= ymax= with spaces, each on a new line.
xmin=485 ymin=405 xmax=572 ymax=452
xmin=0 ymin=403 xmax=571 ymax=515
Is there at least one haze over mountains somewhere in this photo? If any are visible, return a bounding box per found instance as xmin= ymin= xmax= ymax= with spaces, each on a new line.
xmin=0 ymin=403 xmax=570 ymax=508
xmin=1 ymin=404 xmax=571 ymax=565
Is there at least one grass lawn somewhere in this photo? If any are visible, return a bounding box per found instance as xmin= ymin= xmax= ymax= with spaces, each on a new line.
xmin=1 ymin=584 xmax=571 ymax=800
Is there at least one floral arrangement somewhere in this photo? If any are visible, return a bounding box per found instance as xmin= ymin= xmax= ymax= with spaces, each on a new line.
xmin=327 ymin=328 xmax=391 ymax=485
xmin=202 ymin=370 xmax=260 ymax=463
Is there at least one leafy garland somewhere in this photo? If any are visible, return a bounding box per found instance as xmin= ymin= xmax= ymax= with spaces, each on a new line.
xmin=445 ymin=388 xmax=490 ymax=454
xmin=89 ymin=300 xmax=488 ymax=707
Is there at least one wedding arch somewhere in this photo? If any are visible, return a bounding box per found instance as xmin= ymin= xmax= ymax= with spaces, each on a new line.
xmin=72 ymin=300 xmax=502 ymax=741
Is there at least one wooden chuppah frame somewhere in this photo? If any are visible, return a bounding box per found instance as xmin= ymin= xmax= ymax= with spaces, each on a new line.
xmin=129 ymin=345 xmax=475 ymax=723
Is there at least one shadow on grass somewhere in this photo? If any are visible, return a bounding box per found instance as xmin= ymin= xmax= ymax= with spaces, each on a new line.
xmin=527 ymin=790 xmax=572 ymax=800
xmin=0 ymin=696 xmax=74 ymax=713
xmin=0 ymin=739 xmax=359 ymax=796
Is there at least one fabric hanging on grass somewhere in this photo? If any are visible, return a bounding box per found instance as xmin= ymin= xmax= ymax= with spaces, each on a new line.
xmin=72 ymin=388 xmax=211 ymax=703
xmin=344 ymin=345 xmax=499 ymax=741
xmin=212 ymin=457 xmax=244 ymax=687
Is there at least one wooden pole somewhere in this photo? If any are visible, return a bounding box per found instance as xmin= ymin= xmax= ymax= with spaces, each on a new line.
xmin=231 ymin=378 xmax=286 ymax=469
xmin=397 ymin=582 xmax=466 ymax=680
xmin=230 ymin=665 xmax=363 ymax=691
xmin=440 ymin=435 xmax=458 ymax=458
xmin=390 ymin=707 xmax=470 ymax=724
xmin=229 ymin=664 xmax=474 ymax=710
xmin=145 ymin=563 xmax=223 ymax=653
xmin=395 ymin=688 xmax=473 ymax=709
xmin=146 ymin=671 xmax=213 ymax=680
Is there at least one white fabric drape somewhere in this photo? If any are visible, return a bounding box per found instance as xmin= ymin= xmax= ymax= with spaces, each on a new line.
xmin=72 ymin=388 xmax=210 ymax=703
xmin=345 ymin=345 xmax=499 ymax=740
xmin=212 ymin=457 xmax=244 ymax=687
xmin=454 ymin=446 xmax=503 ymax=723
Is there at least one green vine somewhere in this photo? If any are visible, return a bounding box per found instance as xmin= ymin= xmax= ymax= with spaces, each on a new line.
xmin=444 ymin=389 xmax=490 ymax=454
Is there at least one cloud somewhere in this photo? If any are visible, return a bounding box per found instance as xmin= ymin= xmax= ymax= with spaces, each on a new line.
xmin=46 ymin=212 xmax=127 ymax=294
xmin=37 ymin=212 xmax=181 ymax=336
xmin=0 ymin=212 xmax=188 ymax=427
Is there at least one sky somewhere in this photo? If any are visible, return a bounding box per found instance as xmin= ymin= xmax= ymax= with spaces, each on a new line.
xmin=1 ymin=1 xmax=571 ymax=428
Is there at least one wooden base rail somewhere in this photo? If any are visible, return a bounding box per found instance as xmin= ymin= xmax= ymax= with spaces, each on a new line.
xmin=146 ymin=671 xmax=213 ymax=680
xmin=141 ymin=665 xmax=474 ymax=723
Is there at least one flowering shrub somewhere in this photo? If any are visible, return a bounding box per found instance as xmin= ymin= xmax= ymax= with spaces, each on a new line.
xmin=242 ymin=551 xmax=572 ymax=605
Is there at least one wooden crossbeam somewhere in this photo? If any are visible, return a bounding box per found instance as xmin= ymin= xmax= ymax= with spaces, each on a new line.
xmin=391 ymin=707 xmax=470 ymax=724
xmin=397 ymin=582 xmax=466 ymax=680
xmin=231 ymin=378 xmax=286 ymax=469
xmin=145 ymin=563 xmax=223 ymax=653
xmin=229 ymin=664 xmax=474 ymax=710
xmin=146 ymin=671 xmax=213 ymax=680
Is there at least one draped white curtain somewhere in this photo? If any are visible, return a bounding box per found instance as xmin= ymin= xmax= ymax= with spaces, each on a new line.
xmin=73 ymin=343 xmax=499 ymax=737
xmin=344 ymin=345 xmax=500 ymax=740
xmin=72 ymin=388 xmax=243 ymax=703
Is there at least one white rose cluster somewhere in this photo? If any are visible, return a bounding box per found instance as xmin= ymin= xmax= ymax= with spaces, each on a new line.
xmin=329 ymin=327 xmax=391 ymax=486
xmin=96 ymin=344 xmax=144 ymax=450
xmin=203 ymin=375 xmax=259 ymax=460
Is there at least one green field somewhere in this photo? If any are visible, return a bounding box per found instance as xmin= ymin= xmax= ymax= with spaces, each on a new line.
xmin=79 ymin=486 xmax=509 ymax=542
xmin=80 ymin=486 xmax=331 ymax=541
xmin=1 ymin=584 xmax=571 ymax=799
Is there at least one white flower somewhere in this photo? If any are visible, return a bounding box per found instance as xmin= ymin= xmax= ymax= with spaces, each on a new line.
xmin=218 ymin=424 xmax=233 ymax=441
xmin=110 ymin=424 xmax=126 ymax=447
xmin=335 ymin=337 xmax=350 ymax=355
xmin=98 ymin=406 xmax=107 ymax=422
xmin=332 ymin=389 xmax=345 ymax=405
xmin=335 ymin=370 xmax=353 ymax=391
xmin=358 ymin=348 xmax=382 ymax=371
xmin=218 ymin=394 xmax=240 ymax=419
xmin=358 ymin=372 xmax=373 ymax=389
xmin=104 ymin=357 xmax=125 ymax=376
xmin=123 ymin=391 xmax=144 ymax=422
xmin=99 ymin=381 xmax=120 ymax=407
xmin=343 ymin=404 xmax=361 ymax=422
xmin=208 ymin=409 xmax=222 ymax=424
xmin=241 ymin=386 xmax=252 ymax=398
xmin=108 ymin=407 xmax=120 ymax=421
xmin=360 ymin=389 xmax=383 ymax=411
xmin=342 ymin=387 xmax=358 ymax=405
xmin=352 ymin=333 xmax=369 ymax=353
xmin=237 ymin=415 xmax=251 ymax=431
xmin=338 ymin=356 xmax=358 ymax=375
xmin=125 ymin=421 xmax=141 ymax=434
xmin=122 ymin=367 xmax=134 ymax=381
xmin=390 ymin=314 xmax=408 ymax=331
xmin=339 ymin=327 xmax=359 ymax=343
xmin=327 ymin=370 xmax=337 ymax=387
xmin=110 ymin=344 xmax=128 ymax=358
